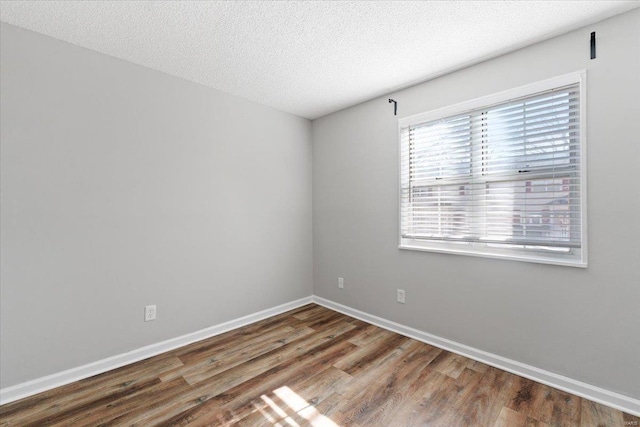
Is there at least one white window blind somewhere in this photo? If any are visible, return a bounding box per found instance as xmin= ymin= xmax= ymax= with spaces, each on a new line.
xmin=399 ymin=73 xmax=586 ymax=266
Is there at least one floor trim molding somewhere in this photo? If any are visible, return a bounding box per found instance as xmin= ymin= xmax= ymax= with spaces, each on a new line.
xmin=0 ymin=296 xmax=313 ymax=405
xmin=312 ymin=295 xmax=640 ymax=417
xmin=3 ymin=295 xmax=638 ymax=416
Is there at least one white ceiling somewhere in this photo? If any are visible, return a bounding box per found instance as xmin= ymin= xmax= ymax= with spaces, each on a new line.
xmin=1 ymin=1 xmax=638 ymax=119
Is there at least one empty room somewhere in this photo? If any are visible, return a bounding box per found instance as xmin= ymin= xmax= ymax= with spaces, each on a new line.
xmin=1 ymin=1 xmax=639 ymax=426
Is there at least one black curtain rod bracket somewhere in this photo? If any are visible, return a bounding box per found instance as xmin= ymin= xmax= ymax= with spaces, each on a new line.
xmin=389 ymin=98 xmax=397 ymax=116
xmin=590 ymin=31 xmax=596 ymax=59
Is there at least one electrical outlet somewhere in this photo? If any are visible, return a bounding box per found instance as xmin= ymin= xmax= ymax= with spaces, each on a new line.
xmin=338 ymin=277 xmax=344 ymax=289
xmin=145 ymin=305 xmax=156 ymax=322
xmin=397 ymin=289 xmax=406 ymax=304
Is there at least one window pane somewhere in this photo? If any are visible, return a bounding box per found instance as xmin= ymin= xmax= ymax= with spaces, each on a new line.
xmin=484 ymin=177 xmax=580 ymax=247
xmin=483 ymin=90 xmax=579 ymax=176
xmin=409 ymin=115 xmax=471 ymax=182
xmin=405 ymin=184 xmax=472 ymax=239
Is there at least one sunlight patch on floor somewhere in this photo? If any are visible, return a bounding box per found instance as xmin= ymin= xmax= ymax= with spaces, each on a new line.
xmin=253 ymin=400 xmax=284 ymax=427
xmin=254 ymin=386 xmax=340 ymax=426
xmin=260 ymin=393 xmax=301 ymax=426
xmin=270 ymin=386 xmax=340 ymax=427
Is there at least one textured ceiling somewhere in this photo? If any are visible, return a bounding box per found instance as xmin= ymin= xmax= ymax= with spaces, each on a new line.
xmin=1 ymin=1 xmax=639 ymax=119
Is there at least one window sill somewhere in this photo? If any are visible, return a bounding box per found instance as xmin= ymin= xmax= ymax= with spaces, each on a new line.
xmin=398 ymin=243 xmax=587 ymax=268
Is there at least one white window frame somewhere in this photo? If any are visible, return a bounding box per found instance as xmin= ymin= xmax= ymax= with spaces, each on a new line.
xmin=398 ymin=71 xmax=588 ymax=267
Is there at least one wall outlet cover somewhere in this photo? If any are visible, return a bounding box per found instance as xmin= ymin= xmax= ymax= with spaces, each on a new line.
xmin=145 ymin=305 xmax=156 ymax=322
xmin=397 ymin=289 xmax=406 ymax=304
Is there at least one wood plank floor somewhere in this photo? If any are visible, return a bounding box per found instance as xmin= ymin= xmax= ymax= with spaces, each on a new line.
xmin=1 ymin=304 xmax=637 ymax=426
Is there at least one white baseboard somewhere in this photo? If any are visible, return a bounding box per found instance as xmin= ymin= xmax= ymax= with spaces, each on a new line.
xmin=312 ymin=295 xmax=640 ymax=417
xmin=3 ymin=295 xmax=638 ymax=417
xmin=0 ymin=296 xmax=313 ymax=405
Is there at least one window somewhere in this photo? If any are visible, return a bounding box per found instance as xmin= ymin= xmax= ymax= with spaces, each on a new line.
xmin=399 ymin=72 xmax=587 ymax=267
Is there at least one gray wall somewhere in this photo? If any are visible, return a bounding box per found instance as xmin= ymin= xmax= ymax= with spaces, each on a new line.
xmin=313 ymin=9 xmax=640 ymax=399
xmin=2 ymin=8 xmax=639 ymax=401
xmin=0 ymin=23 xmax=312 ymax=388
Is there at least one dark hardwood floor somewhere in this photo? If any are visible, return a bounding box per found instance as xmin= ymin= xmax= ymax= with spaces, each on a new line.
xmin=1 ymin=304 xmax=637 ymax=426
